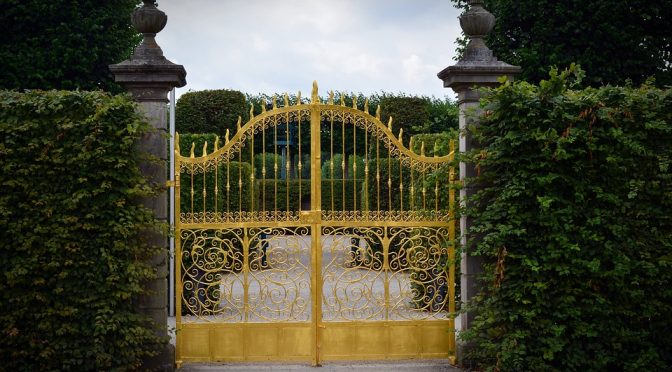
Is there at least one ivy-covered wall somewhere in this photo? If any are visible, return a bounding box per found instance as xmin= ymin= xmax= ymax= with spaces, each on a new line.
xmin=463 ymin=67 xmax=672 ymax=370
xmin=0 ymin=90 xmax=163 ymax=370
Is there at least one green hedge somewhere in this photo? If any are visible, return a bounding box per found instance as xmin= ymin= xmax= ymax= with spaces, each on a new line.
xmin=321 ymin=154 xmax=365 ymax=180
xmin=463 ymin=67 xmax=672 ymax=370
xmin=178 ymin=133 xmax=252 ymax=214
xmin=256 ymin=179 xmax=366 ymax=212
xmin=364 ymin=157 xmax=412 ymax=211
xmin=0 ymin=90 xmax=162 ymax=370
xmin=257 ymin=180 xmax=311 ymax=212
xmin=175 ymin=89 xmax=247 ymax=137
xmin=410 ymin=132 xmax=455 ymax=157
xmin=254 ymin=153 xmax=282 ymax=179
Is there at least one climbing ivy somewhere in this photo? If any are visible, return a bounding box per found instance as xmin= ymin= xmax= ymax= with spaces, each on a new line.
xmin=462 ymin=66 xmax=672 ymax=370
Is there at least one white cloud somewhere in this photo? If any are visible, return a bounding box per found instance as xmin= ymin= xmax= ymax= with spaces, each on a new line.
xmin=155 ymin=0 xmax=463 ymax=100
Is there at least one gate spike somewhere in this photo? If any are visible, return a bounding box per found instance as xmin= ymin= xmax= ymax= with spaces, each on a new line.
xmin=340 ymin=94 xmax=345 ymax=106
xmin=249 ymin=104 xmax=255 ymax=119
xmin=421 ymin=141 xmax=426 ymax=157
xmin=409 ymin=136 xmax=414 ymax=152
xmin=352 ymin=95 xmax=357 ymax=109
xmin=225 ymin=129 xmax=230 ymax=144
xmin=296 ymin=91 xmax=301 ymax=105
xmin=272 ymin=95 xmax=277 ymax=109
xmin=398 ymin=128 xmax=403 ymax=143
xmin=190 ymin=142 xmax=195 ymax=158
xmin=433 ymin=140 xmax=440 ymax=157
xmin=214 ymin=136 xmax=220 ymax=151
xmin=203 ymin=141 xmax=208 ymax=157
xmin=237 ymin=116 xmax=242 ymax=131
xmin=261 ymin=101 xmax=266 ymax=113
xmin=375 ymin=105 xmax=381 ymax=120
xmin=284 ymin=93 xmax=289 ymax=107
xmin=328 ymin=90 xmax=334 ymax=105
xmin=364 ymin=98 xmax=369 ymax=113
xmin=175 ymin=132 xmax=181 ymax=154
xmin=387 ymin=117 xmax=393 ymax=131
xmin=311 ymin=80 xmax=319 ymax=104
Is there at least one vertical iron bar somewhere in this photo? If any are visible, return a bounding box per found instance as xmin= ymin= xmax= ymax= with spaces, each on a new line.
xmin=298 ymin=108 xmax=302 ymax=213
xmin=262 ymin=110 xmax=266 ymax=215
xmin=330 ymin=113 xmax=335 ymax=214
xmin=286 ymin=112 xmax=290 ymax=220
xmin=251 ymin=126 xmax=255 ymax=213
xmin=364 ymin=120 xmax=369 ymax=220
xmin=376 ymin=136 xmax=380 ymax=220
xmin=309 ymin=104 xmax=322 ymax=366
xmin=341 ymin=109 xmax=346 ymax=219
xmin=274 ymin=115 xmax=278 ymax=220
xmin=352 ymin=116 xmax=357 ymax=212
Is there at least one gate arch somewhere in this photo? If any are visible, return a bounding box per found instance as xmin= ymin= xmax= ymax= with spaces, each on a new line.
xmin=174 ymin=82 xmax=456 ymax=366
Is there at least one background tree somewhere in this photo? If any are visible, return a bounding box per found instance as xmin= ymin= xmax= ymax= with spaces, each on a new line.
xmin=451 ymin=0 xmax=672 ymax=87
xmin=0 ymin=0 xmax=141 ymax=92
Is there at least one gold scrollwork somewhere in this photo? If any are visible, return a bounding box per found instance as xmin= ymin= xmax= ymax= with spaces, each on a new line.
xmin=180 ymin=228 xmax=245 ymax=322
xmin=247 ymin=227 xmax=312 ymax=322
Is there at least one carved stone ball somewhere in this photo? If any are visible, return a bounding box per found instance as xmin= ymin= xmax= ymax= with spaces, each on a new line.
xmin=131 ymin=2 xmax=167 ymax=35
xmin=459 ymin=5 xmax=495 ymax=39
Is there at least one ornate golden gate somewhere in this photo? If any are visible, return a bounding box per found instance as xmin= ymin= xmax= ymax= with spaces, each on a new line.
xmin=174 ymin=82 xmax=456 ymax=366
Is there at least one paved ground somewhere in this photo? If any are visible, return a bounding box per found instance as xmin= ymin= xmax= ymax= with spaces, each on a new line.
xmin=178 ymin=360 xmax=464 ymax=371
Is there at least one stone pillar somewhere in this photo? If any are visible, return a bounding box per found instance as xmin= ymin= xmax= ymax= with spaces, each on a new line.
xmin=109 ymin=1 xmax=186 ymax=370
xmin=437 ymin=0 xmax=519 ymax=365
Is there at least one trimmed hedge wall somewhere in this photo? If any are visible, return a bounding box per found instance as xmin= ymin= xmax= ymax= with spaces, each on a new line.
xmin=0 ymin=90 xmax=163 ymax=370
xmin=463 ymin=67 xmax=672 ymax=370
xmin=175 ymin=89 xmax=247 ymax=138
xmin=178 ymin=133 xmax=252 ymax=214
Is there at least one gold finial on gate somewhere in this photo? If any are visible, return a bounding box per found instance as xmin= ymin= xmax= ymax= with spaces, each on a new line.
xmin=364 ymin=98 xmax=369 ymax=113
xmin=376 ymin=105 xmax=381 ymax=120
xmin=328 ymin=90 xmax=334 ymax=105
xmin=237 ymin=116 xmax=242 ymax=131
xmin=225 ymin=129 xmax=230 ymax=144
xmin=203 ymin=141 xmax=208 ymax=157
xmin=272 ymin=95 xmax=277 ymax=109
xmin=311 ymin=80 xmax=319 ymax=104
xmin=249 ymin=104 xmax=255 ymax=119
xmin=284 ymin=93 xmax=289 ymax=107
xmin=409 ymin=136 xmax=414 ymax=152
xmin=421 ymin=141 xmax=426 ymax=157
xmin=261 ymin=101 xmax=266 ymax=113
xmin=352 ymin=95 xmax=357 ymax=109
xmin=398 ymin=128 xmax=403 ymax=143
xmin=387 ymin=117 xmax=393 ymax=131
xmin=296 ymin=91 xmax=301 ymax=105
xmin=434 ymin=140 xmax=440 ymax=157
xmin=340 ymin=94 xmax=345 ymax=106
xmin=190 ymin=142 xmax=195 ymax=158
xmin=175 ymin=132 xmax=180 ymax=154
xmin=214 ymin=136 xmax=219 ymax=151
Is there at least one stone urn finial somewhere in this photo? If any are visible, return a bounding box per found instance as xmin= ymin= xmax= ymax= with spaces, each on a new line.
xmin=459 ymin=0 xmax=497 ymax=62
xmin=130 ymin=1 xmax=167 ymax=61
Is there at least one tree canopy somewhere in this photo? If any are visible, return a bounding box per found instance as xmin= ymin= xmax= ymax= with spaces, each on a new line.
xmin=452 ymin=0 xmax=672 ymax=87
xmin=0 ymin=0 xmax=141 ymax=92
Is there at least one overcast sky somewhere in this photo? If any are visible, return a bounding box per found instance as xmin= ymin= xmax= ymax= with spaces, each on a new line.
xmin=155 ymin=1 xmax=463 ymax=100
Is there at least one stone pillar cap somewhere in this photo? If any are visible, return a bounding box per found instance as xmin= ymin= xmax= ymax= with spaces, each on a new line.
xmin=109 ymin=1 xmax=187 ymax=100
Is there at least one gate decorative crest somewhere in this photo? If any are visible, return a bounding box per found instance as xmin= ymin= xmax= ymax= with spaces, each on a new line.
xmin=174 ymin=82 xmax=456 ymax=366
